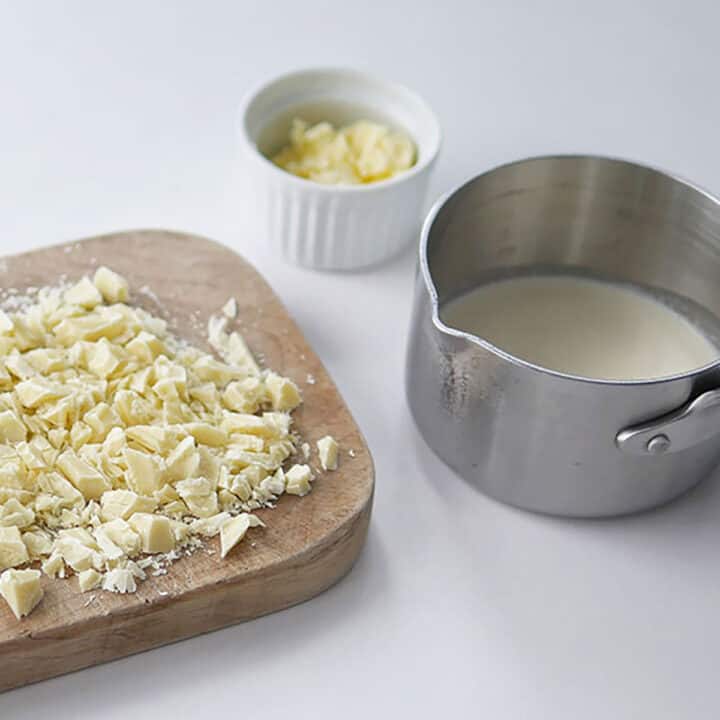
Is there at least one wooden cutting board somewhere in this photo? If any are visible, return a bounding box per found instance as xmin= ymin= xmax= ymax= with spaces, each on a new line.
xmin=0 ymin=230 xmax=374 ymax=693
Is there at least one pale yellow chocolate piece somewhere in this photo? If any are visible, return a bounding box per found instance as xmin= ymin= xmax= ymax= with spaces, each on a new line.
xmin=265 ymin=372 xmax=301 ymax=412
xmin=0 ymin=568 xmax=43 ymax=619
xmin=65 ymin=277 xmax=103 ymax=309
xmin=78 ymin=567 xmax=102 ymax=592
xmin=285 ymin=464 xmax=313 ymax=496
xmin=221 ymin=298 xmax=237 ymax=319
xmin=57 ymin=449 xmax=111 ymax=500
xmin=128 ymin=513 xmax=175 ymax=554
xmin=219 ymin=513 xmax=263 ymax=558
xmin=0 ymin=526 xmax=30 ymax=569
xmin=317 ymin=435 xmax=339 ymax=471
xmin=0 ymin=410 xmax=27 ymax=442
xmin=101 ymin=489 xmax=157 ymax=522
xmin=93 ymin=266 xmax=129 ymax=303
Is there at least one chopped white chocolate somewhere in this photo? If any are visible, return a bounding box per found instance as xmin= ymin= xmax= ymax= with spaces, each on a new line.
xmin=93 ymin=266 xmax=129 ymax=303
xmin=41 ymin=552 xmax=65 ymax=579
xmin=101 ymin=489 xmax=156 ymax=521
xmin=222 ymin=298 xmax=237 ymax=318
xmin=0 ymin=269 xmax=316 ymax=616
xmin=190 ymin=512 xmax=231 ymax=537
xmin=219 ymin=513 xmax=263 ymax=558
xmin=57 ymin=449 xmax=110 ymax=500
xmin=78 ymin=567 xmax=101 ymax=592
xmin=128 ymin=513 xmax=175 ymax=554
xmin=0 ymin=410 xmax=27 ymax=442
xmin=64 ymin=277 xmax=103 ymax=309
xmin=285 ymin=464 xmax=313 ymax=496
xmin=0 ymin=526 xmax=30 ymax=569
xmin=317 ymin=435 xmax=339 ymax=471
xmin=265 ymin=372 xmax=301 ymax=411
xmin=0 ymin=568 xmax=43 ymax=618
xmin=102 ymin=567 xmax=137 ymax=594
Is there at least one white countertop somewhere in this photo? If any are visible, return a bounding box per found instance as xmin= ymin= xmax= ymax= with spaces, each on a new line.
xmin=2 ymin=2 xmax=720 ymax=718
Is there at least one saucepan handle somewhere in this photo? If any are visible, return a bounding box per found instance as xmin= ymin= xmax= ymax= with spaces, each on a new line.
xmin=616 ymin=389 xmax=720 ymax=455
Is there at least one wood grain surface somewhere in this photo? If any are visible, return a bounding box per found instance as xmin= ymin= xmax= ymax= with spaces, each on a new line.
xmin=0 ymin=230 xmax=374 ymax=693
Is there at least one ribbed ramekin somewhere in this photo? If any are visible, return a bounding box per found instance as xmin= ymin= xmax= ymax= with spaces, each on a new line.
xmin=237 ymin=68 xmax=441 ymax=270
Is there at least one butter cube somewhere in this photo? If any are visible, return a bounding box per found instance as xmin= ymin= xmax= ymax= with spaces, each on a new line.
xmin=219 ymin=513 xmax=263 ymax=558
xmin=285 ymin=464 xmax=313 ymax=496
xmin=57 ymin=449 xmax=110 ymax=500
xmin=78 ymin=568 xmax=101 ymax=592
xmin=93 ymin=266 xmax=129 ymax=303
xmin=317 ymin=435 xmax=339 ymax=471
xmin=64 ymin=277 xmax=103 ymax=309
xmin=0 ymin=526 xmax=30 ymax=569
xmin=128 ymin=513 xmax=175 ymax=553
xmin=0 ymin=568 xmax=43 ymax=619
xmin=0 ymin=410 xmax=27 ymax=442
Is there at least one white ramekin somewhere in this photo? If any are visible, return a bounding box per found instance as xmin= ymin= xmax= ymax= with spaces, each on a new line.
xmin=237 ymin=68 xmax=441 ymax=270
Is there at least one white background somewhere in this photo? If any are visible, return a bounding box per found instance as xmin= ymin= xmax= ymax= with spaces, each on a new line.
xmin=1 ymin=1 xmax=720 ymax=718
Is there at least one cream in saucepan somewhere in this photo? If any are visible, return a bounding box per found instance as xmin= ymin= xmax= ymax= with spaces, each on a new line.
xmin=440 ymin=275 xmax=719 ymax=381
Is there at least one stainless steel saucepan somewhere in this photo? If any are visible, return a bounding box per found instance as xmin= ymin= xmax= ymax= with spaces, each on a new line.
xmin=406 ymin=156 xmax=720 ymax=517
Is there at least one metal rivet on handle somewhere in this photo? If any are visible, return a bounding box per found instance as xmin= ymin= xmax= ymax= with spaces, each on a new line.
xmin=646 ymin=434 xmax=671 ymax=455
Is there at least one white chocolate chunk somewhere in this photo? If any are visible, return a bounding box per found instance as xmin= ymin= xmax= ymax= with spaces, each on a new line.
xmin=102 ymin=567 xmax=137 ymax=594
xmin=0 ymin=310 xmax=14 ymax=333
xmin=93 ymin=266 xmax=129 ymax=303
xmin=128 ymin=513 xmax=175 ymax=553
xmin=100 ymin=489 xmax=157 ymax=521
xmin=96 ymin=519 xmax=141 ymax=557
xmin=317 ymin=435 xmax=339 ymax=471
xmin=285 ymin=464 xmax=313 ymax=496
xmin=65 ymin=277 xmax=103 ymax=309
xmin=0 ymin=499 xmax=35 ymax=528
xmin=123 ymin=448 xmax=165 ymax=495
xmin=57 ymin=449 xmax=111 ymax=500
xmin=222 ymin=298 xmax=237 ymax=318
xmin=0 ymin=410 xmax=27 ymax=442
xmin=41 ymin=552 xmax=65 ymax=579
xmin=78 ymin=568 xmax=101 ymax=592
xmin=219 ymin=513 xmax=263 ymax=558
xmin=265 ymin=372 xmax=301 ymax=411
xmin=0 ymin=568 xmax=43 ymax=619
xmin=0 ymin=526 xmax=30 ymax=569
xmin=190 ymin=512 xmax=231 ymax=537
